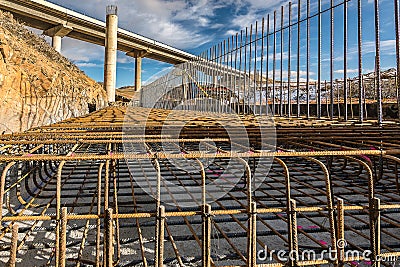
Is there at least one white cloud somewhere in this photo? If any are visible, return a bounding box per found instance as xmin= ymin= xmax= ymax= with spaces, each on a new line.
xmin=117 ymin=53 xmax=135 ymax=64
xmin=348 ymin=39 xmax=397 ymax=56
xmin=62 ymin=38 xmax=104 ymax=63
xmin=269 ymin=51 xmax=288 ymax=61
xmin=226 ymin=0 xmax=291 ymax=32
xmin=225 ymin=29 xmax=239 ymax=36
xmin=48 ymin=0 xmax=217 ymax=50
xmin=246 ymin=0 xmax=288 ymax=10
xmin=76 ymin=62 xmax=102 ymax=68
xmin=334 ymin=68 xmax=359 ymax=74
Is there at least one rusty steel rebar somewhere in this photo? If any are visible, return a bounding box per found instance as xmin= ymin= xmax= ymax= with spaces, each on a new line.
xmin=104 ymin=208 xmax=113 ymax=267
xmin=1 ymin=102 xmax=400 ymax=267
xmin=59 ymin=207 xmax=67 ymax=267
xmin=202 ymin=204 xmax=212 ymax=267
xmin=396 ymin=0 xmax=400 ymax=122
xmin=374 ymin=0 xmax=383 ymax=126
xmin=7 ymin=224 xmax=18 ymax=267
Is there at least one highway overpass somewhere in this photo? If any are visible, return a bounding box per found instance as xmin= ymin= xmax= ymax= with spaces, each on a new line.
xmin=0 ymin=0 xmax=196 ymax=65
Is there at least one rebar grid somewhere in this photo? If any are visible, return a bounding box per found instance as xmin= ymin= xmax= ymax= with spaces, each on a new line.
xmin=140 ymin=0 xmax=400 ymax=124
xmin=0 ymin=107 xmax=399 ymax=266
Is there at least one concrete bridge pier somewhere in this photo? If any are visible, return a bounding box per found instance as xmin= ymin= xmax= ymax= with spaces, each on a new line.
xmin=43 ymin=24 xmax=73 ymax=52
xmin=52 ymin=36 xmax=61 ymax=52
xmin=104 ymin=5 xmax=118 ymax=103
xmin=127 ymin=50 xmax=147 ymax=92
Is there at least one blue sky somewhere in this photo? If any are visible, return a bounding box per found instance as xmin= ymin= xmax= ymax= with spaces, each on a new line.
xmin=40 ymin=0 xmax=398 ymax=88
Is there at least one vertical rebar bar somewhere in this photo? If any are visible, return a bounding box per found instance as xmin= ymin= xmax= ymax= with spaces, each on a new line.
xmin=247 ymin=201 xmax=257 ymax=267
xmin=240 ymin=31 xmax=244 ymax=113
xmin=235 ymin=33 xmax=239 ymax=113
xmin=280 ymin=6 xmax=284 ymax=116
xmin=202 ymin=204 xmax=212 ymax=267
xmin=0 ymin=163 xmax=14 ymax=225
xmin=370 ymin=197 xmax=381 ymax=267
xmin=325 ymin=80 xmax=328 ymax=115
xmin=310 ymin=157 xmax=338 ymax=254
xmin=297 ymin=0 xmax=301 ymax=118
xmin=55 ymin=161 xmax=66 ymax=267
xmin=244 ymin=29 xmax=249 ymax=114
xmin=228 ymin=37 xmax=233 ymax=113
xmin=212 ymin=46 xmax=217 ymax=113
xmin=289 ymin=199 xmax=299 ymax=267
xmin=96 ymin=163 xmax=104 ymax=267
xmin=249 ymin=24 xmax=253 ymax=114
xmin=59 ymin=207 xmax=68 ymax=267
xmin=330 ymin=0 xmax=334 ymax=119
xmin=275 ymin=157 xmax=293 ymax=262
xmin=344 ymin=0 xmax=348 ymax=121
xmin=155 ymin=205 xmax=165 ymax=267
xmin=337 ymin=198 xmax=345 ymax=267
xmin=7 ymin=224 xmax=18 ymax=267
xmin=358 ymin=0 xmax=364 ymax=123
xmin=112 ymin=163 xmax=121 ymax=266
xmin=255 ymin=21 xmax=261 ymax=115
xmin=154 ymin=159 xmax=163 ymax=267
xmin=288 ymin=2 xmax=292 ymax=118
xmin=220 ymin=42 xmax=224 ymax=111
xmin=254 ymin=22 xmax=258 ymax=115
xmin=374 ymin=0 xmax=382 ymax=125
xmin=395 ymin=0 xmax=400 ymax=121
xmin=104 ymin=208 xmax=113 ymax=267
xmin=104 ymin=160 xmax=110 ymax=210
xmin=273 ymin=11 xmax=277 ymax=116
xmin=318 ymin=0 xmax=322 ymax=118
xmin=266 ymin=15 xmax=270 ymax=115
xmin=306 ymin=0 xmax=310 ymax=118
xmin=224 ymin=40 xmax=227 ymax=113
xmin=260 ymin=19 xmax=264 ymax=115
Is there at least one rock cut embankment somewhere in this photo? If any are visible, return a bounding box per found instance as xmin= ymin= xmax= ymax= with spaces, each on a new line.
xmin=0 ymin=10 xmax=107 ymax=133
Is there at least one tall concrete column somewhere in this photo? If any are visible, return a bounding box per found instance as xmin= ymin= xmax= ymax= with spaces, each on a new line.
xmin=43 ymin=24 xmax=73 ymax=53
xmin=52 ymin=36 xmax=62 ymax=52
xmin=135 ymin=56 xmax=142 ymax=92
xmin=104 ymin=5 xmax=118 ymax=103
xmin=126 ymin=50 xmax=147 ymax=92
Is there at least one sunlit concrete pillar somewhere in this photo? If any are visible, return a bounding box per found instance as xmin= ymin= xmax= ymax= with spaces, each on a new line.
xmin=126 ymin=50 xmax=147 ymax=92
xmin=104 ymin=5 xmax=118 ymax=103
xmin=135 ymin=56 xmax=142 ymax=92
xmin=52 ymin=36 xmax=62 ymax=52
xmin=43 ymin=24 xmax=73 ymax=53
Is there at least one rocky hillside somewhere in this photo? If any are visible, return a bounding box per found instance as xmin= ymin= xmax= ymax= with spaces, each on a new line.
xmin=0 ymin=11 xmax=107 ymax=134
